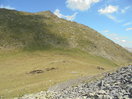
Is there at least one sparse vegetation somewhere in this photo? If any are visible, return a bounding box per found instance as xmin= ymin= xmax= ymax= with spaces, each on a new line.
xmin=0 ymin=49 xmax=118 ymax=98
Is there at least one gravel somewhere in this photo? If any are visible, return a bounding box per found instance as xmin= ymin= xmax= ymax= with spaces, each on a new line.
xmin=16 ymin=65 xmax=132 ymax=99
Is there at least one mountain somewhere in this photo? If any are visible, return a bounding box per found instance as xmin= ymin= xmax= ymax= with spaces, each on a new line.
xmin=125 ymin=47 xmax=132 ymax=53
xmin=0 ymin=9 xmax=132 ymax=98
xmin=0 ymin=8 xmax=132 ymax=64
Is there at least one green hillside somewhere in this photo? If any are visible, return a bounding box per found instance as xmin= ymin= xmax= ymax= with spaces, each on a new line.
xmin=0 ymin=8 xmax=132 ymax=98
xmin=0 ymin=8 xmax=132 ymax=64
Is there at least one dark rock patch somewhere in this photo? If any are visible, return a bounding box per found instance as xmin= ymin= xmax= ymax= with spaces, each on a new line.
xmin=97 ymin=66 xmax=105 ymax=70
xmin=45 ymin=67 xmax=57 ymax=71
xmin=27 ymin=67 xmax=57 ymax=75
xmin=28 ymin=70 xmax=44 ymax=74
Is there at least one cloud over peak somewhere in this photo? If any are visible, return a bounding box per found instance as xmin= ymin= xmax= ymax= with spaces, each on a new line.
xmin=66 ymin=0 xmax=100 ymax=11
xmin=98 ymin=5 xmax=118 ymax=14
xmin=54 ymin=9 xmax=78 ymax=21
xmin=54 ymin=9 xmax=63 ymax=18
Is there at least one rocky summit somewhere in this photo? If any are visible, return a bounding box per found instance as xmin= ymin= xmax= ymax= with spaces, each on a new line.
xmin=16 ymin=65 xmax=132 ymax=99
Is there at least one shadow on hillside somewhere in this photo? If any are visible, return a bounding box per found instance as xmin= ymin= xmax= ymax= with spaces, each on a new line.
xmin=0 ymin=9 xmax=69 ymax=51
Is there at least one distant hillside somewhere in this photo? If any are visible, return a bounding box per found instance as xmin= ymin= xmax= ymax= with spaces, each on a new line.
xmin=0 ymin=8 xmax=132 ymax=64
xmin=125 ymin=48 xmax=132 ymax=53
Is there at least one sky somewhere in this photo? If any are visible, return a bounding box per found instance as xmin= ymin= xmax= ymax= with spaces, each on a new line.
xmin=0 ymin=0 xmax=132 ymax=48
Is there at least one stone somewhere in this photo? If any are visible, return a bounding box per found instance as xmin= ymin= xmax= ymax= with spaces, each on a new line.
xmin=98 ymin=90 xmax=106 ymax=94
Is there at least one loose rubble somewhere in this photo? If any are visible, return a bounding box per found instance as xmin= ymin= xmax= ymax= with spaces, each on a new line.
xmin=16 ymin=65 xmax=132 ymax=99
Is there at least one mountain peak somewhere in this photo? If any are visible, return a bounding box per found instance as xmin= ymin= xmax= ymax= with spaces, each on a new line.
xmin=36 ymin=10 xmax=56 ymax=17
xmin=0 ymin=8 xmax=12 ymax=12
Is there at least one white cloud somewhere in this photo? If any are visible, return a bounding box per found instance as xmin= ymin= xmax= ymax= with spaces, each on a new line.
xmin=54 ymin=9 xmax=78 ymax=21
xmin=106 ymin=33 xmax=117 ymax=37
xmin=106 ymin=14 xmax=121 ymax=23
xmin=66 ymin=0 xmax=100 ymax=11
xmin=121 ymin=40 xmax=126 ymax=43
xmin=98 ymin=5 xmax=118 ymax=14
xmin=102 ymin=30 xmax=109 ymax=33
xmin=126 ymin=28 xmax=132 ymax=31
xmin=98 ymin=5 xmax=122 ymax=23
xmin=65 ymin=13 xmax=78 ymax=20
xmin=123 ymin=22 xmax=132 ymax=26
xmin=121 ymin=6 xmax=130 ymax=13
xmin=54 ymin=9 xmax=63 ymax=18
xmin=114 ymin=37 xmax=120 ymax=40
xmin=0 ymin=5 xmax=15 ymax=10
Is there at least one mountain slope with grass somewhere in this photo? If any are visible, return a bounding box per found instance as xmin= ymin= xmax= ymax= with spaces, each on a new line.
xmin=0 ymin=8 xmax=132 ymax=98
xmin=0 ymin=8 xmax=132 ymax=64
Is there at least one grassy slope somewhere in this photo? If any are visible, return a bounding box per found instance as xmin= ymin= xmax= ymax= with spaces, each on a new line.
xmin=0 ymin=49 xmax=118 ymax=98
xmin=0 ymin=9 xmax=132 ymax=98
xmin=0 ymin=9 xmax=132 ymax=64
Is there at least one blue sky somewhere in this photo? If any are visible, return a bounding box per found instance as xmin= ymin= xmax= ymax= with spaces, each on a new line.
xmin=0 ymin=0 xmax=132 ymax=48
